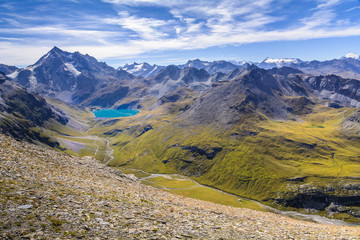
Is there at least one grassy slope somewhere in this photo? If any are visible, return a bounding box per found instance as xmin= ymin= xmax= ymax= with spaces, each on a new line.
xmin=86 ymin=101 xmax=360 ymax=222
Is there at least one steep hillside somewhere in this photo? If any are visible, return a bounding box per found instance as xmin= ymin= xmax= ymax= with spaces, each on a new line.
xmin=0 ymin=72 xmax=67 ymax=146
xmin=1 ymin=134 xmax=359 ymax=239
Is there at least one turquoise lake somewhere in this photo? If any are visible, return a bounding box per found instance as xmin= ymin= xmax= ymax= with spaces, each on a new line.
xmin=93 ymin=109 xmax=140 ymax=118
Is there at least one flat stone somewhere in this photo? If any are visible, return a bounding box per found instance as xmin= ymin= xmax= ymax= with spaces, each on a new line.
xmin=18 ymin=204 xmax=33 ymax=209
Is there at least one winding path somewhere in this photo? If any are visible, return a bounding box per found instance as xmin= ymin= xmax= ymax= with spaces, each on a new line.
xmin=85 ymin=120 xmax=114 ymax=165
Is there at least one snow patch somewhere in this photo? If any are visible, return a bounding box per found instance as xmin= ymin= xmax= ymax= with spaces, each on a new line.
xmin=29 ymin=75 xmax=37 ymax=89
xmin=148 ymin=65 xmax=158 ymax=76
xmin=25 ymin=64 xmax=38 ymax=72
xmin=64 ymin=63 xmax=81 ymax=76
xmin=344 ymin=52 xmax=360 ymax=60
xmin=7 ymin=70 xmax=19 ymax=79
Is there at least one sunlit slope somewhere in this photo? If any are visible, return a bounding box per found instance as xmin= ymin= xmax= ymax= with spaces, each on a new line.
xmin=91 ymin=104 xmax=359 ymax=198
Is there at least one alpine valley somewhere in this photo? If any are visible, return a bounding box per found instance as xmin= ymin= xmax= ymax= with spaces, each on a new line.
xmin=2 ymin=46 xmax=360 ymax=227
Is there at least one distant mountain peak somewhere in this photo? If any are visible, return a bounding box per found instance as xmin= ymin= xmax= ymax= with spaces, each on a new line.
xmin=344 ymin=52 xmax=360 ymax=60
xmin=121 ymin=62 xmax=164 ymax=77
xmin=48 ymin=46 xmax=69 ymax=56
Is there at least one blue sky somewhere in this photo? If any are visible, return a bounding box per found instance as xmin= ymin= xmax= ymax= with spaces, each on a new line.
xmin=1 ymin=0 xmax=360 ymax=67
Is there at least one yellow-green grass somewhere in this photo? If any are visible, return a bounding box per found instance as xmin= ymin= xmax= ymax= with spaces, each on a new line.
xmin=133 ymin=173 xmax=267 ymax=211
xmin=172 ymin=186 xmax=267 ymax=211
xmin=117 ymin=167 xmax=151 ymax=178
xmin=144 ymin=176 xmax=197 ymax=189
xmin=102 ymin=104 xmax=360 ymax=203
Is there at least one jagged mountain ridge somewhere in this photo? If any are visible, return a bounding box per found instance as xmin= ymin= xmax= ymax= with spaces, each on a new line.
xmin=120 ymin=53 xmax=360 ymax=80
xmin=257 ymin=53 xmax=360 ymax=80
xmin=178 ymin=59 xmax=243 ymax=74
xmin=6 ymin=47 xmax=360 ymax=109
xmin=180 ymin=67 xmax=311 ymax=126
xmin=121 ymin=59 xmax=243 ymax=77
xmin=0 ymin=64 xmax=18 ymax=75
xmin=119 ymin=62 xmax=165 ymax=78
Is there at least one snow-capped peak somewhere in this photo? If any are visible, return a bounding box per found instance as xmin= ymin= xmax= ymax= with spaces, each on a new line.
xmin=262 ymin=57 xmax=300 ymax=64
xmin=344 ymin=52 xmax=360 ymax=60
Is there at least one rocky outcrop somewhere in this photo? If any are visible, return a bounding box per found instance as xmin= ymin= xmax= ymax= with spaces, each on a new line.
xmin=275 ymin=184 xmax=360 ymax=218
xmin=305 ymin=74 xmax=360 ymax=108
xmin=181 ymin=146 xmax=223 ymax=160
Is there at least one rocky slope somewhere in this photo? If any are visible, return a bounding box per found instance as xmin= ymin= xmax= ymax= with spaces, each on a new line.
xmin=0 ymin=72 xmax=67 ymax=145
xmin=1 ymin=134 xmax=359 ymax=239
xmin=146 ymin=65 xmax=212 ymax=97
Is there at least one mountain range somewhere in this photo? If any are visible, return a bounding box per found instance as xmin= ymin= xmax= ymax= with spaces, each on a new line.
xmin=4 ymin=47 xmax=360 ymax=110
xmin=2 ymin=47 xmax=360 ymax=222
xmin=118 ymin=53 xmax=360 ymax=80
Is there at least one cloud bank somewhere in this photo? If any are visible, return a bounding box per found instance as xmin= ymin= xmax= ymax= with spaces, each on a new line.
xmin=0 ymin=0 xmax=359 ymax=65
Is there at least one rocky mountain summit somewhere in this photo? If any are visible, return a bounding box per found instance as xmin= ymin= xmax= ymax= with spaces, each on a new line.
xmin=9 ymin=47 xmax=135 ymax=105
xmin=1 ymin=134 xmax=359 ymax=239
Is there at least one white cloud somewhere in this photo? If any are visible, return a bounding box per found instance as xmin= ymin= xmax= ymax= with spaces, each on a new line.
xmin=1 ymin=0 xmax=360 ymax=66
xmin=346 ymin=6 xmax=360 ymax=12
xmin=314 ymin=0 xmax=342 ymax=9
xmin=103 ymin=16 xmax=171 ymax=40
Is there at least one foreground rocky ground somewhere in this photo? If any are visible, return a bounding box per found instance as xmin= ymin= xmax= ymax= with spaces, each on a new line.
xmin=0 ymin=134 xmax=359 ymax=239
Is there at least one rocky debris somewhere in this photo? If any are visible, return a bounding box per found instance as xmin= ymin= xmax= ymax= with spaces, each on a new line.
xmin=0 ymin=134 xmax=359 ymax=239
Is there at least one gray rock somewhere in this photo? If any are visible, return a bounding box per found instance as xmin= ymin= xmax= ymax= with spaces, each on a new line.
xmin=18 ymin=204 xmax=33 ymax=209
